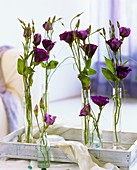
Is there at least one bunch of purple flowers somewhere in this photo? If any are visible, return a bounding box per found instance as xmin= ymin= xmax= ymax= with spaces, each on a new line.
xmin=17 ymin=17 xmax=61 ymax=143
xmin=59 ymin=13 xmax=101 ymax=145
xmin=100 ymin=20 xmax=132 ymax=146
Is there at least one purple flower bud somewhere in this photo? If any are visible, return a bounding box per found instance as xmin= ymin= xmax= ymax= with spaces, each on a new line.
xmin=75 ymin=29 xmax=89 ymax=40
xmin=59 ymin=31 xmax=74 ymax=44
xmin=116 ymin=65 xmax=132 ymax=80
xmin=91 ymin=96 xmax=109 ymax=107
xmin=44 ymin=113 xmax=56 ymax=125
xmin=82 ymin=44 xmax=98 ymax=58
xmin=33 ymin=33 xmax=41 ymax=46
xmin=42 ymin=21 xmax=52 ymax=31
xmin=34 ymin=48 xmax=49 ymax=63
xmin=79 ymin=103 xmax=90 ymax=116
xmin=106 ymin=38 xmax=123 ymax=52
xmin=42 ymin=39 xmax=56 ymax=52
xmin=23 ymin=27 xmax=31 ymax=39
xmin=119 ymin=27 xmax=131 ymax=38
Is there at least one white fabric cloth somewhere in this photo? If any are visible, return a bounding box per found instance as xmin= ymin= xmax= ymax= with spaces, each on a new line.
xmin=33 ymin=124 xmax=120 ymax=170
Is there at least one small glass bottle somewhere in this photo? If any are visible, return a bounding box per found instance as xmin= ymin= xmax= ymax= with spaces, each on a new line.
xmin=37 ymin=132 xmax=50 ymax=169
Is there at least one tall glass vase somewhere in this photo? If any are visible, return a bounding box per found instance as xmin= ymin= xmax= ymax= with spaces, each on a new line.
xmin=112 ymin=87 xmax=122 ymax=149
xmin=37 ymin=132 xmax=50 ymax=169
xmin=81 ymin=88 xmax=91 ymax=146
xmin=24 ymin=82 xmax=33 ymax=143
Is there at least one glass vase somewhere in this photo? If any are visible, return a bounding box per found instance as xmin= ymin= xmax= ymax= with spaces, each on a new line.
xmin=37 ymin=132 xmax=50 ymax=169
xmin=24 ymin=86 xmax=33 ymax=143
xmin=81 ymin=88 xmax=91 ymax=146
xmin=90 ymin=121 xmax=103 ymax=148
xmin=112 ymin=87 xmax=122 ymax=149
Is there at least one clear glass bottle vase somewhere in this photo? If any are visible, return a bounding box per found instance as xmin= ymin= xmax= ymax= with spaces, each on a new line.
xmin=90 ymin=121 xmax=103 ymax=148
xmin=37 ymin=132 xmax=50 ymax=169
xmin=81 ymin=88 xmax=91 ymax=146
xmin=113 ymin=87 xmax=122 ymax=149
xmin=24 ymin=91 xmax=33 ymax=143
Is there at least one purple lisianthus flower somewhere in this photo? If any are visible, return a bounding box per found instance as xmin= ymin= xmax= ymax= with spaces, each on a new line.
xmin=59 ymin=31 xmax=74 ymax=45
xmin=79 ymin=103 xmax=90 ymax=116
xmin=42 ymin=39 xmax=56 ymax=52
xmin=116 ymin=65 xmax=132 ymax=80
xmin=91 ymin=96 xmax=109 ymax=107
xmin=82 ymin=44 xmax=98 ymax=58
xmin=75 ymin=29 xmax=89 ymax=40
xmin=44 ymin=113 xmax=56 ymax=125
xmin=33 ymin=33 xmax=41 ymax=46
xmin=106 ymin=38 xmax=123 ymax=52
xmin=119 ymin=27 xmax=131 ymax=38
xmin=42 ymin=21 xmax=52 ymax=31
xmin=34 ymin=48 xmax=49 ymax=63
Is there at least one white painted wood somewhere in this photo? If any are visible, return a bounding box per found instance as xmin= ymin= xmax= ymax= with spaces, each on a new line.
xmin=0 ymin=128 xmax=137 ymax=170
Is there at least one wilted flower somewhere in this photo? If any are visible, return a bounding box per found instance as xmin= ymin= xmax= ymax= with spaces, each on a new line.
xmin=44 ymin=113 xmax=56 ymax=125
xmin=106 ymin=38 xmax=123 ymax=52
xmin=33 ymin=33 xmax=41 ymax=46
xmin=116 ymin=66 xmax=132 ymax=80
xmin=119 ymin=27 xmax=131 ymax=38
xmin=79 ymin=103 xmax=90 ymax=116
xmin=34 ymin=48 xmax=49 ymax=63
xmin=91 ymin=96 xmax=109 ymax=107
xmin=42 ymin=39 xmax=56 ymax=52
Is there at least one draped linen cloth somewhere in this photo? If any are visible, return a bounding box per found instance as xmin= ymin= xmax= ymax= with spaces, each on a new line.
xmin=0 ymin=45 xmax=23 ymax=133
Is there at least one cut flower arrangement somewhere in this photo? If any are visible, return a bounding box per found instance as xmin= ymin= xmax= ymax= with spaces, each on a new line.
xmin=100 ymin=20 xmax=132 ymax=148
xmin=59 ymin=13 xmax=110 ymax=147
xmin=17 ymin=16 xmax=64 ymax=168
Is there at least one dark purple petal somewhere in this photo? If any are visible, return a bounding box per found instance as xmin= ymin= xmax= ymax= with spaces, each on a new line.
xmin=79 ymin=103 xmax=90 ymax=116
xmin=59 ymin=31 xmax=74 ymax=44
xmin=106 ymin=38 xmax=123 ymax=52
xmin=42 ymin=21 xmax=52 ymax=31
xmin=91 ymin=96 xmax=109 ymax=107
xmin=34 ymin=48 xmax=49 ymax=63
xmin=33 ymin=33 xmax=41 ymax=46
xmin=42 ymin=39 xmax=55 ymax=52
xmin=75 ymin=29 xmax=89 ymax=40
xmin=44 ymin=113 xmax=56 ymax=125
xmin=116 ymin=66 xmax=132 ymax=80
xmin=119 ymin=27 xmax=131 ymax=38
xmin=82 ymin=44 xmax=98 ymax=58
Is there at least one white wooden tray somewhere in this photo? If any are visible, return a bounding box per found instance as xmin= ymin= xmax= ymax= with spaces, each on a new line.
xmin=0 ymin=127 xmax=137 ymax=170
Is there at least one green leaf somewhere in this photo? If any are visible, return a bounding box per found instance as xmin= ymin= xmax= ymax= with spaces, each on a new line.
xmin=83 ymin=67 xmax=96 ymax=75
xmin=102 ymin=68 xmax=115 ymax=82
xmin=17 ymin=58 xmax=25 ymax=75
xmin=104 ymin=56 xmax=115 ymax=72
xmin=41 ymin=62 xmax=47 ymax=68
xmin=46 ymin=60 xmax=58 ymax=69
xmin=78 ymin=73 xmax=90 ymax=89
xmin=24 ymin=67 xmax=34 ymax=77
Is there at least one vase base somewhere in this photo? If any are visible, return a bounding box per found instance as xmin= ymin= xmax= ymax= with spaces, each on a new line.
xmin=90 ymin=141 xmax=103 ymax=148
xmin=37 ymin=161 xmax=50 ymax=169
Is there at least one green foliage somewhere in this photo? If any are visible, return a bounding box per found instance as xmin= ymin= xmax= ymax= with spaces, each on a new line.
xmin=102 ymin=68 xmax=115 ymax=82
xmin=104 ymin=56 xmax=115 ymax=72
